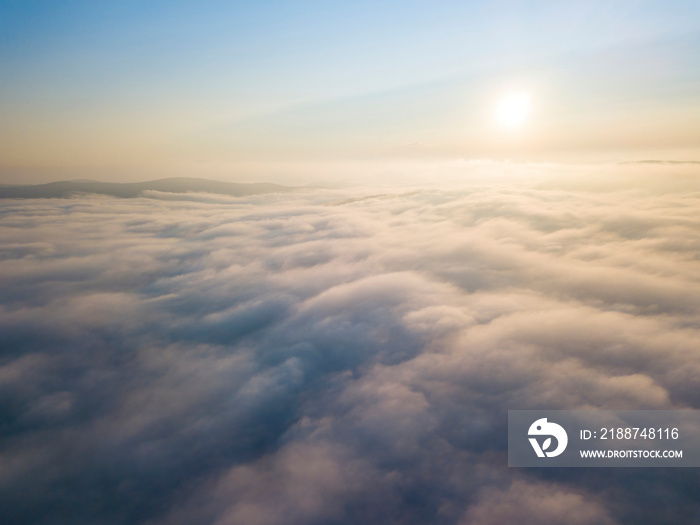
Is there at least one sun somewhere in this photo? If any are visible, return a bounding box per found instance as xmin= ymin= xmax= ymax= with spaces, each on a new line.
xmin=495 ymin=91 xmax=531 ymax=129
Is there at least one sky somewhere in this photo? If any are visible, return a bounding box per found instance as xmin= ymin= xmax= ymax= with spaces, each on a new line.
xmin=2 ymin=0 xmax=700 ymax=183
xmin=3 ymin=3 xmax=700 ymax=523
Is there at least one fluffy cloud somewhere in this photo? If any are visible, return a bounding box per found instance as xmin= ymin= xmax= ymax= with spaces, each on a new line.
xmin=1 ymin=174 xmax=700 ymax=524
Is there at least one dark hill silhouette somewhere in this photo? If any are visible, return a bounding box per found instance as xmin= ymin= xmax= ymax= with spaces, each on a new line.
xmin=0 ymin=177 xmax=295 ymax=199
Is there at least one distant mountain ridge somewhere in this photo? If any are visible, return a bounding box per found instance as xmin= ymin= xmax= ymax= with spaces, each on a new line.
xmin=0 ymin=177 xmax=295 ymax=199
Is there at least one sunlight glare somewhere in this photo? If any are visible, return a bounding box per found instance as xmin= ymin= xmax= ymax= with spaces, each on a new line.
xmin=495 ymin=91 xmax=531 ymax=129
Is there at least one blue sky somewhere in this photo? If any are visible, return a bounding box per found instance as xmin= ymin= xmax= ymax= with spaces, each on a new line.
xmin=1 ymin=1 xmax=700 ymax=182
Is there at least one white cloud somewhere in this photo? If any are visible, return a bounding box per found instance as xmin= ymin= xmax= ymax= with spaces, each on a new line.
xmin=1 ymin=172 xmax=700 ymax=523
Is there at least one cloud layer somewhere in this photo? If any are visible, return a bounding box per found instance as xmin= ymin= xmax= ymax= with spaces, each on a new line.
xmin=1 ymin=175 xmax=700 ymax=524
